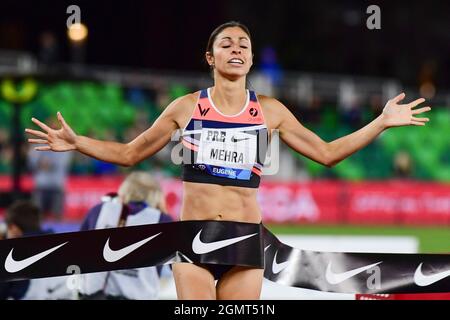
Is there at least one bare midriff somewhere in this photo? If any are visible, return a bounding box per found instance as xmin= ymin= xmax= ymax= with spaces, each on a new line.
xmin=180 ymin=181 xmax=261 ymax=223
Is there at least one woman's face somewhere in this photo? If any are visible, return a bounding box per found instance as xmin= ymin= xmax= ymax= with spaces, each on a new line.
xmin=207 ymin=27 xmax=253 ymax=80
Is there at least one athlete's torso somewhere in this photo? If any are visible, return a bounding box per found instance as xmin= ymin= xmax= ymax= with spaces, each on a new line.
xmin=181 ymin=88 xmax=268 ymax=188
xmin=179 ymin=88 xmax=268 ymax=223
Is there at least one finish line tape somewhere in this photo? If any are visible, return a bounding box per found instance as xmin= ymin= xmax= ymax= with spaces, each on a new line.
xmin=0 ymin=221 xmax=449 ymax=294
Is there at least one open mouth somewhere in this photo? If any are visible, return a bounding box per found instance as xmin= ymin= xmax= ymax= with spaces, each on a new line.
xmin=228 ymin=58 xmax=244 ymax=65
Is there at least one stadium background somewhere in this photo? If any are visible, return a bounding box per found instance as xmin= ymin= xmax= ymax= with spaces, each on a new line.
xmin=0 ymin=0 xmax=449 ymax=299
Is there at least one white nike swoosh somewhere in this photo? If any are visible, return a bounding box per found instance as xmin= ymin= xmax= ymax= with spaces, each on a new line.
xmin=326 ymin=261 xmax=382 ymax=285
xmin=103 ymin=232 xmax=161 ymax=262
xmin=264 ymin=244 xmax=271 ymax=252
xmin=5 ymin=242 xmax=68 ymax=273
xmin=414 ymin=263 xmax=450 ymax=287
xmin=272 ymin=250 xmax=289 ymax=274
xmin=192 ymin=229 xmax=258 ymax=254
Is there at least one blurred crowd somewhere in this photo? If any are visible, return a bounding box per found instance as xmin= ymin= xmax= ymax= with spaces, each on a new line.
xmin=0 ymin=80 xmax=427 ymax=183
xmin=1 ymin=27 xmax=448 ymax=183
xmin=0 ymin=171 xmax=173 ymax=300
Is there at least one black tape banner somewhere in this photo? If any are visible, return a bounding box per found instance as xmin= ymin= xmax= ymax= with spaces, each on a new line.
xmin=262 ymin=227 xmax=450 ymax=294
xmin=0 ymin=221 xmax=449 ymax=294
xmin=0 ymin=221 xmax=264 ymax=282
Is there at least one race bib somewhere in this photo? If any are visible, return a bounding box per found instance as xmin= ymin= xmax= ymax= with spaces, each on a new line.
xmin=196 ymin=129 xmax=257 ymax=172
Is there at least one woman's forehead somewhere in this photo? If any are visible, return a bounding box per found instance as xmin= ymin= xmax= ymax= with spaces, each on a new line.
xmin=216 ymin=27 xmax=251 ymax=42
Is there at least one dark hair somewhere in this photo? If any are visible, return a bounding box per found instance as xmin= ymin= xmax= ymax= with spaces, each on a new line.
xmin=206 ymin=21 xmax=252 ymax=56
xmin=5 ymin=200 xmax=42 ymax=233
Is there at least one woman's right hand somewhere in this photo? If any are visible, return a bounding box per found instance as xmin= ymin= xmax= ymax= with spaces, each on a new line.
xmin=25 ymin=112 xmax=77 ymax=152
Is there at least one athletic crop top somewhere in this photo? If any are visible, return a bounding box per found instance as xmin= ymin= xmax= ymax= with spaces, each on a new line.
xmin=181 ymin=88 xmax=268 ymax=188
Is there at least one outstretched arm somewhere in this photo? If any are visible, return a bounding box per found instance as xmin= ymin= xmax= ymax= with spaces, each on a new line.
xmin=26 ymin=94 xmax=195 ymax=167
xmin=261 ymin=93 xmax=430 ymax=167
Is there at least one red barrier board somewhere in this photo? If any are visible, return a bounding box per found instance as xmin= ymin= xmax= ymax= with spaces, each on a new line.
xmin=346 ymin=180 xmax=450 ymax=225
xmin=1 ymin=176 xmax=449 ymax=224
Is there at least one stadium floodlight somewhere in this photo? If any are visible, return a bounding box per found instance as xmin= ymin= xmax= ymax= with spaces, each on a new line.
xmin=67 ymin=23 xmax=88 ymax=42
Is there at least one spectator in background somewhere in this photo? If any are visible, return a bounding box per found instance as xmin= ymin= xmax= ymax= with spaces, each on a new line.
xmin=0 ymin=221 xmax=6 ymax=240
xmin=366 ymin=94 xmax=384 ymax=123
xmin=70 ymin=152 xmax=93 ymax=175
xmin=92 ymin=130 xmax=119 ymax=175
xmin=339 ymin=83 xmax=363 ymax=130
xmin=393 ymin=150 xmax=413 ymax=179
xmin=259 ymin=46 xmax=282 ymax=87
xmin=418 ymin=60 xmax=437 ymax=99
xmin=250 ymin=46 xmax=283 ymax=97
xmin=38 ymin=31 xmax=60 ymax=66
xmin=0 ymin=200 xmax=73 ymax=300
xmin=28 ymin=117 xmax=72 ymax=220
xmin=78 ymin=171 xmax=173 ymax=300
xmin=302 ymin=94 xmax=322 ymax=125
xmin=0 ymin=128 xmax=12 ymax=173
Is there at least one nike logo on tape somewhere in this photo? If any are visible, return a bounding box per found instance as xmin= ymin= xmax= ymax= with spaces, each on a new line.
xmin=231 ymin=136 xmax=250 ymax=143
xmin=192 ymin=229 xmax=257 ymax=254
xmin=103 ymin=232 xmax=161 ymax=262
xmin=272 ymin=250 xmax=290 ymax=274
xmin=414 ymin=263 xmax=450 ymax=287
xmin=5 ymin=242 xmax=68 ymax=273
xmin=326 ymin=261 xmax=382 ymax=285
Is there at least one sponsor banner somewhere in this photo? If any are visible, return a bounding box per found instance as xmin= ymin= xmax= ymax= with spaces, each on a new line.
xmin=64 ymin=176 xmax=124 ymax=220
xmin=0 ymin=221 xmax=449 ymax=294
xmin=258 ymin=181 xmax=341 ymax=223
xmin=162 ymin=179 xmax=450 ymax=225
xmin=0 ymin=176 xmax=125 ymax=220
xmin=0 ymin=176 xmax=449 ymax=224
xmin=0 ymin=176 xmax=34 ymax=190
xmin=347 ymin=181 xmax=450 ymax=225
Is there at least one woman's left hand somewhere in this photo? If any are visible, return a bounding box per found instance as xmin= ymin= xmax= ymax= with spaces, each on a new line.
xmin=381 ymin=93 xmax=431 ymax=128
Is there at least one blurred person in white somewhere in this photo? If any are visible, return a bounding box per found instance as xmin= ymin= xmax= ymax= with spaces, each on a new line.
xmin=78 ymin=171 xmax=173 ymax=300
xmin=393 ymin=150 xmax=413 ymax=179
xmin=0 ymin=200 xmax=73 ymax=300
xmin=28 ymin=117 xmax=72 ymax=220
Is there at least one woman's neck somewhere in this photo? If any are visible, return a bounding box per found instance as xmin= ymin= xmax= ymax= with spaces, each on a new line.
xmin=211 ymin=75 xmax=247 ymax=113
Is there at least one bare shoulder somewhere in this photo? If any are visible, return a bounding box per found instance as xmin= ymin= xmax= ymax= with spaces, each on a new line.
xmin=163 ymin=92 xmax=199 ymax=128
xmin=259 ymin=94 xmax=287 ymax=107
xmin=257 ymin=94 xmax=286 ymax=129
xmin=166 ymin=92 xmax=198 ymax=113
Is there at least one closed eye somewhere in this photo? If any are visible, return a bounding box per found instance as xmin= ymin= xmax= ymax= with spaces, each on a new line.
xmin=221 ymin=45 xmax=248 ymax=49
